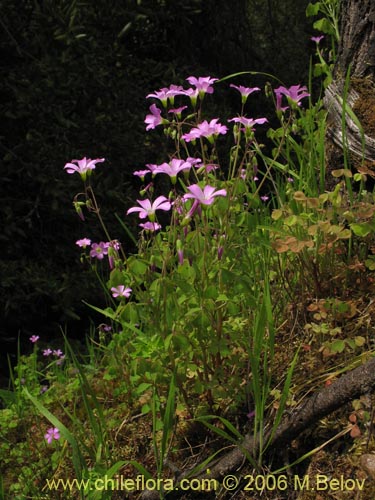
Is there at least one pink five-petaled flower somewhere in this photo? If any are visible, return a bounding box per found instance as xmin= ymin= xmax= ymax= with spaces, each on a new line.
xmin=111 ymin=285 xmax=132 ymax=298
xmin=90 ymin=242 xmax=109 ymax=260
xmin=230 ymin=84 xmax=260 ymax=104
xmin=76 ymin=238 xmax=91 ymax=248
xmin=146 ymin=84 xmax=185 ymax=105
xmin=127 ymin=196 xmax=171 ymax=222
xmin=133 ymin=169 xmax=152 ymax=182
xmin=43 ymin=348 xmax=52 ymax=356
xmin=145 ymin=104 xmax=163 ymax=131
xmin=64 ymin=157 xmax=105 ymax=180
xmin=228 ymin=116 xmax=268 ymax=130
xmin=181 ymin=87 xmax=199 ymax=104
xmin=274 ymin=85 xmax=310 ymax=111
xmin=45 ymin=427 xmax=60 ymax=444
xmin=139 ymin=221 xmax=162 ymax=232
xmin=184 ymin=184 xmax=227 ymax=206
xmin=186 ymin=76 xmax=218 ymax=95
xmin=311 ymin=35 xmax=324 ymax=43
xmin=30 ymin=335 xmax=39 ymax=343
xmin=153 ymin=158 xmax=193 ymax=184
xmin=181 ymin=119 xmax=228 ymax=143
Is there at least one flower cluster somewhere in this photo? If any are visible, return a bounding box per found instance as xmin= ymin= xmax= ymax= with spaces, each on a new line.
xmin=181 ymin=118 xmax=228 ymax=143
xmin=76 ymin=239 xmax=121 ymax=269
xmin=66 ymin=74 xmax=311 ymax=299
xmin=29 ymin=336 xmax=65 ymax=368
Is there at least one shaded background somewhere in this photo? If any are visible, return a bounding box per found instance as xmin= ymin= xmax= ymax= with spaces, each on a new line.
xmin=0 ymin=0 xmax=315 ymax=378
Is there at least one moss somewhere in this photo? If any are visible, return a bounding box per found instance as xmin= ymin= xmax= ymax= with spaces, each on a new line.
xmin=352 ymin=77 xmax=375 ymax=138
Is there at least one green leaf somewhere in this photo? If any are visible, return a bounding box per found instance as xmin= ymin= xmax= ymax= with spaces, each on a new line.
xmin=83 ymin=302 xmax=117 ymax=320
xmin=365 ymin=258 xmax=375 ymax=270
xmin=123 ymin=460 xmax=152 ymax=480
xmin=313 ymin=18 xmax=335 ymax=35
xmin=203 ymin=285 xmax=218 ymax=299
xmin=350 ymin=222 xmax=373 ymax=237
xmin=128 ymin=257 xmax=148 ymax=277
xmin=135 ymin=382 xmax=152 ymax=395
xmin=23 ymin=388 xmax=87 ymax=478
xmin=329 ymin=339 xmax=345 ymax=353
xmin=306 ymin=2 xmax=321 ymax=17
xmin=109 ymin=268 xmax=126 ymax=286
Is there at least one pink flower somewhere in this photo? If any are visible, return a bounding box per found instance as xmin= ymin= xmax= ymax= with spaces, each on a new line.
xmin=181 ymin=87 xmax=199 ymax=103
xmin=127 ymin=196 xmax=171 ymax=221
xmin=64 ymin=157 xmax=105 ymax=179
xmin=168 ymin=105 xmax=188 ymax=116
xmin=311 ymin=35 xmax=324 ymax=43
xmin=177 ymin=249 xmax=184 ymax=265
xmin=228 ymin=116 xmax=268 ymax=129
xmin=106 ymin=240 xmax=121 ymax=269
xmin=139 ymin=221 xmax=162 ymax=231
xmin=145 ymin=163 xmax=159 ymax=173
xmin=186 ymin=76 xmax=218 ymax=94
xmin=146 ymin=84 xmax=185 ymax=104
xmin=53 ymin=349 xmax=63 ymax=357
xmin=274 ymin=85 xmax=310 ymax=111
xmin=111 ymin=285 xmax=132 ymax=298
xmin=30 ymin=335 xmax=39 ymax=343
xmin=133 ymin=170 xmax=151 ymax=179
xmin=145 ymin=104 xmax=163 ymax=130
xmin=182 ymin=119 xmax=228 ymax=143
xmin=98 ymin=324 xmax=112 ymax=333
xmin=184 ymin=184 xmax=227 ymax=206
xmin=187 ymin=157 xmax=202 ymax=166
xmin=230 ymin=84 xmax=260 ymax=103
xmin=146 ymin=88 xmax=170 ymax=102
xmin=90 ymin=242 xmax=109 ymax=260
xmin=45 ymin=427 xmax=60 ymax=444
xmin=76 ymin=238 xmax=91 ymax=248
xmin=260 ymin=195 xmax=269 ymax=202
xmin=43 ymin=348 xmax=52 ymax=356
xmin=153 ymin=158 xmax=193 ymax=183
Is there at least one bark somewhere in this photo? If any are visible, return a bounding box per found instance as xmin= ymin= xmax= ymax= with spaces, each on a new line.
xmin=324 ymin=0 xmax=375 ymax=168
xmin=336 ymin=0 xmax=375 ymax=80
xmin=141 ymin=356 xmax=375 ymax=500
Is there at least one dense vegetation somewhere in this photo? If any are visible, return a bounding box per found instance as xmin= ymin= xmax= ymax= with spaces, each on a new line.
xmin=4 ymin=1 xmax=375 ymax=500
xmin=0 ymin=0 xmax=311 ymax=357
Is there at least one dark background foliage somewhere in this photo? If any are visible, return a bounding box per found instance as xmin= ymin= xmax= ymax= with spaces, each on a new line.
xmin=0 ymin=0 xmax=313 ymax=377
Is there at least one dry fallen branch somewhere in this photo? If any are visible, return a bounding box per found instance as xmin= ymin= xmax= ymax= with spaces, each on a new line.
xmin=141 ymin=355 xmax=375 ymax=499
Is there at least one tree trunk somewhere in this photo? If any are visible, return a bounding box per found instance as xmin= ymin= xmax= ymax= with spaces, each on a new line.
xmin=336 ymin=0 xmax=375 ymax=79
xmin=324 ymin=0 xmax=375 ymax=174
